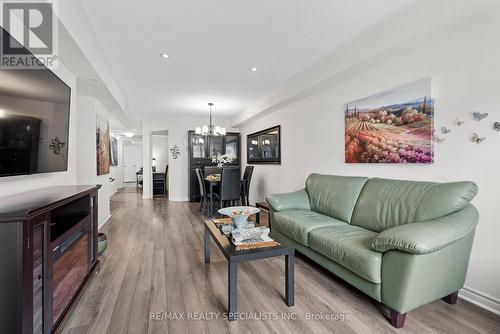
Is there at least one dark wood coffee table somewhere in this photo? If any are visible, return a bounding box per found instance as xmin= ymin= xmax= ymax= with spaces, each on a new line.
xmin=204 ymin=219 xmax=295 ymax=321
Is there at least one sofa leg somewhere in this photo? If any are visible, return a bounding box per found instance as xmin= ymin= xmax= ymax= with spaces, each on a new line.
xmin=389 ymin=309 xmax=406 ymax=328
xmin=442 ymin=291 xmax=458 ymax=304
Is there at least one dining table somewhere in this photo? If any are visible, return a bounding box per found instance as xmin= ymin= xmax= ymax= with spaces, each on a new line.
xmin=205 ymin=173 xmax=221 ymax=216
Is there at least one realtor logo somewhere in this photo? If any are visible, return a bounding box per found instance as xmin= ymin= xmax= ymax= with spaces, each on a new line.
xmin=0 ymin=0 xmax=58 ymax=69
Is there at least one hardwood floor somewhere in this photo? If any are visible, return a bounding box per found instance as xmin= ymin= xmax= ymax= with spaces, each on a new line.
xmin=59 ymin=189 xmax=500 ymax=334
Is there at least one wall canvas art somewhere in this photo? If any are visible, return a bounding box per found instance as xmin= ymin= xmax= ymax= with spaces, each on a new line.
xmin=96 ymin=115 xmax=110 ymax=175
xmin=345 ymin=78 xmax=433 ymax=163
xmin=110 ymin=136 xmax=118 ymax=166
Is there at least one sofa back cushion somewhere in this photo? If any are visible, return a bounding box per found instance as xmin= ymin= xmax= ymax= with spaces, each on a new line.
xmin=305 ymin=173 xmax=368 ymax=223
xmin=350 ymin=178 xmax=478 ymax=232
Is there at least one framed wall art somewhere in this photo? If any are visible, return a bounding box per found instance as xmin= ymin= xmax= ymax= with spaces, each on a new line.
xmin=247 ymin=125 xmax=281 ymax=164
xmin=345 ymin=78 xmax=433 ymax=164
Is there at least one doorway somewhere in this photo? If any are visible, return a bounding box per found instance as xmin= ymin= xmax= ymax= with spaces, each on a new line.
xmin=152 ymin=130 xmax=169 ymax=197
xmin=123 ymin=140 xmax=143 ymax=185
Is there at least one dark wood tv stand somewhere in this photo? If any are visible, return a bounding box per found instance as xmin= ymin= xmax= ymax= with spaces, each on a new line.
xmin=0 ymin=185 xmax=101 ymax=334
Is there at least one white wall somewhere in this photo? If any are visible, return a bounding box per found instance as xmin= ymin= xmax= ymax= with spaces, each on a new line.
xmin=0 ymin=62 xmax=77 ymax=196
xmin=239 ymin=12 xmax=500 ymax=309
xmin=76 ymin=96 xmax=113 ymax=227
xmin=152 ymin=135 xmax=169 ymax=173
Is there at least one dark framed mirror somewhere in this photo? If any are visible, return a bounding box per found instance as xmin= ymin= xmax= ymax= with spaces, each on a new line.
xmin=247 ymin=125 xmax=281 ymax=164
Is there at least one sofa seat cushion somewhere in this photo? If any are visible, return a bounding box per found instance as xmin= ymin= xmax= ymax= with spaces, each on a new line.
xmin=273 ymin=209 xmax=346 ymax=246
xmin=308 ymin=225 xmax=382 ymax=283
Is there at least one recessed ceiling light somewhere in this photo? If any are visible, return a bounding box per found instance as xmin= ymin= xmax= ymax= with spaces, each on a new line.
xmin=160 ymin=53 xmax=170 ymax=58
xmin=251 ymin=67 xmax=257 ymax=72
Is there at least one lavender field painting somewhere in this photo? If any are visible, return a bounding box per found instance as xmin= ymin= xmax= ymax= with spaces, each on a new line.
xmin=345 ymin=78 xmax=434 ymax=164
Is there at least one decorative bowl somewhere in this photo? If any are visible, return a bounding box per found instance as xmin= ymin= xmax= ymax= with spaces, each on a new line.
xmin=218 ymin=206 xmax=260 ymax=230
xmin=98 ymin=232 xmax=107 ymax=255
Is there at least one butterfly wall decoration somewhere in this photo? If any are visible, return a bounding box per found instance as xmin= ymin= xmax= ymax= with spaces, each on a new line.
xmin=440 ymin=127 xmax=451 ymax=135
xmin=494 ymin=122 xmax=500 ymax=131
xmin=170 ymin=144 xmax=180 ymax=159
xmin=432 ymin=130 xmax=445 ymax=144
xmin=471 ymin=133 xmax=486 ymax=144
xmin=49 ymin=137 xmax=66 ymax=154
xmin=472 ymin=111 xmax=488 ymax=121
xmin=433 ymin=137 xmax=445 ymax=144
xmin=455 ymin=119 xmax=465 ymax=127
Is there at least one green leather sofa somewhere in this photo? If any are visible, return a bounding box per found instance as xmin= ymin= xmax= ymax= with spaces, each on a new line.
xmin=266 ymin=173 xmax=478 ymax=328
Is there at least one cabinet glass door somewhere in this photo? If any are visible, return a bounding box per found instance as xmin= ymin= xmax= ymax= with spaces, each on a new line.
xmin=208 ymin=136 xmax=223 ymax=159
xmin=224 ymin=134 xmax=240 ymax=164
xmin=224 ymin=134 xmax=238 ymax=156
xmin=191 ymin=134 xmax=206 ymax=159
xmin=33 ymin=223 xmax=44 ymax=334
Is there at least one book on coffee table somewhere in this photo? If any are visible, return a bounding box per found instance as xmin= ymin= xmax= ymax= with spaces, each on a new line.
xmin=213 ymin=218 xmax=255 ymax=236
xmin=233 ymin=236 xmax=280 ymax=250
xmin=231 ymin=226 xmax=268 ymax=242
xmin=210 ymin=218 xmax=278 ymax=250
xmin=230 ymin=226 xmax=279 ymax=250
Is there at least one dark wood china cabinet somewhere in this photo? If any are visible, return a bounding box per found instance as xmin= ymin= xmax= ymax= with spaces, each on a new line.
xmin=188 ymin=131 xmax=241 ymax=201
xmin=0 ymin=185 xmax=100 ymax=334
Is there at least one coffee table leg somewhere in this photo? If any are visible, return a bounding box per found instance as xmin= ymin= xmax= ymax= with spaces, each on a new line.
xmin=228 ymin=262 xmax=237 ymax=320
xmin=204 ymin=225 xmax=210 ymax=263
xmin=285 ymin=251 xmax=294 ymax=306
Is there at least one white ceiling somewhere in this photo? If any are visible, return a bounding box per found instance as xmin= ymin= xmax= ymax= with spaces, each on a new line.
xmin=78 ymin=0 xmax=416 ymax=119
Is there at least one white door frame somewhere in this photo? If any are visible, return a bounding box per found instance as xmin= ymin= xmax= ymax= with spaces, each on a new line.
xmin=142 ymin=128 xmax=172 ymax=199
xmin=123 ymin=143 xmax=142 ymax=182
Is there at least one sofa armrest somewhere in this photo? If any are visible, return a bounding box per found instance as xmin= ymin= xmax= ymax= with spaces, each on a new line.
xmin=266 ymin=189 xmax=311 ymax=212
xmin=371 ymin=204 xmax=478 ymax=254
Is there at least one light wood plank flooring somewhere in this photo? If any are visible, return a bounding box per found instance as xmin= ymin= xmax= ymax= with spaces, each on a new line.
xmin=59 ymin=189 xmax=500 ymax=334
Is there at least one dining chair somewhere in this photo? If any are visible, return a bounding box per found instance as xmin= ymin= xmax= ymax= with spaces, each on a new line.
xmin=215 ymin=167 xmax=241 ymax=209
xmin=164 ymin=164 xmax=169 ymax=196
xmin=240 ymin=166 xmax=254 ymax=206
xmin=195 ymin=168 xmax=211 ymax=215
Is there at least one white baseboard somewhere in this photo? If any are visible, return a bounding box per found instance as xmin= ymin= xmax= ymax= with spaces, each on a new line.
xmin=168 ymin=198 xmax=189 ymax=202
xmin=98 ymin=214 xmax=112 ymax=230
xmin=459 ymin=286 xmax=500 ymax=315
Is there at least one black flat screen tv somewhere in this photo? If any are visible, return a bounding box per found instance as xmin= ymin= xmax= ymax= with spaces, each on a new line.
xmin=0 ymin=28 xmax=71 ymax=177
